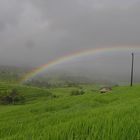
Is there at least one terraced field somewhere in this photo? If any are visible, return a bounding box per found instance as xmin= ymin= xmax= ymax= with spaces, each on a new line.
xmin=0 ymin=83 xmax=140 ymax=140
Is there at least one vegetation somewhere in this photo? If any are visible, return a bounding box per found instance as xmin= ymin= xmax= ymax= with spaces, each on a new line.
xmin=0 ymin=89 xmax=25 ymax=105
xmin=0 ymin=82 xmax=139 ymax=140
xmin=70 ymin=89 xmax=85 ymax=96
xmin=0 ymin=66 xmax=29 ymax=83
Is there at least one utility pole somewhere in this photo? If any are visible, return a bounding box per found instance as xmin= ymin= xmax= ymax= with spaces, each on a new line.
xmin=130 ymin=53 xmax=134 ymax=87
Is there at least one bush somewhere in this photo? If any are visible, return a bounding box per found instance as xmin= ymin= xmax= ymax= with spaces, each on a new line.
xmin=70 ymin=89 xmax=85 ymax=96
xmin=0 ymin=89 xmax=25 ymax=105
xmin=50 ymin=94 xmax=59 ymax=99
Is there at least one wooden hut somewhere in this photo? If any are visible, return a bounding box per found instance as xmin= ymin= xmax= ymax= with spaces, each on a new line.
xmin=99 ymin=87 xmax=112 ymax=94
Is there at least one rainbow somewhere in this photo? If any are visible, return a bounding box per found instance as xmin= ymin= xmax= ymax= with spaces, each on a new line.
xmin=21 ymin=46 xmax=140 ymax=83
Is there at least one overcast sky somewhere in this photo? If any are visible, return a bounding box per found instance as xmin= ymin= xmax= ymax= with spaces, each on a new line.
xmin=0 ymin=0 xmax=140 ymax=81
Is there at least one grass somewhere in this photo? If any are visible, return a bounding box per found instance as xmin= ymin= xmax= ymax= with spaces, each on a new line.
xmin=0 ymin=83 xmax=140 ymax=140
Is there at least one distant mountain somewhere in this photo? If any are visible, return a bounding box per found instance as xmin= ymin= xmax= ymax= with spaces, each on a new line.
xmin=0 ymin=65 xmax=119 ymax=87
xmin=24 ymin=69 xmax=118 ymax=88
xmin=0 ymin=65 xmax=30 ymax=83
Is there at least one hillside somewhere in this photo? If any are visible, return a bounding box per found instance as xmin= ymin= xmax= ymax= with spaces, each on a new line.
xmin=0 ymin=66 xmax=116 ymax=87
xmin=0 ymin=66 xmax=30 ymax=83
xmin=0 ymin=83 xmax=139 ymax=140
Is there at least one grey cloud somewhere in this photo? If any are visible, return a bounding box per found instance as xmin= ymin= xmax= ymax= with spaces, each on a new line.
xmin=28 ymin=0 xmax=140 ymax=49
xmin=0 ymin=0 xmax=140 ymax=82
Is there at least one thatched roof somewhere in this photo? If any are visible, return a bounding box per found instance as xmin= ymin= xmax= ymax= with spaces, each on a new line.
xmin=99 ymin=87 xmax=112 ymax=93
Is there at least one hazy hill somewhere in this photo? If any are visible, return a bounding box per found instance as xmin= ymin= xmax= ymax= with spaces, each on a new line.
xmin=0 ymin=65 xmax=117 ymax=87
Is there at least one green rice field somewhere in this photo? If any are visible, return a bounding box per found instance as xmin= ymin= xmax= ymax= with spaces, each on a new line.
xmin=0 ymin=83 xmax=140 ymax=140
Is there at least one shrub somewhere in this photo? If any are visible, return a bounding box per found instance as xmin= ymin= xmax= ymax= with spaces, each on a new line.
xmin=51 ymin=94 xmax=59 ymax=99
xmin=0 ymin=89 xmax=25 ymax=105
xmin=70 ymin=89 xmax=85 ymax=96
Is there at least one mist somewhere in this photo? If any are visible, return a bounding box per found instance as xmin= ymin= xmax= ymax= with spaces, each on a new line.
xmin=0 ymin=0 xmax=140 ymax=82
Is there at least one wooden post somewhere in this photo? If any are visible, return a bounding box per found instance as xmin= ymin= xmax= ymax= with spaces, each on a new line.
xmin=130 ymin=53 xmax=134 ymax=87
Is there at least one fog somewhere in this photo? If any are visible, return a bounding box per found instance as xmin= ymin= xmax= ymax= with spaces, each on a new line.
xmin=0 ymin=0 xmax=140 ymax=82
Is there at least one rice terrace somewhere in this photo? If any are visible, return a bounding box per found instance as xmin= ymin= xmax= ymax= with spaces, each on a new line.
xmin=0 ymin=0 xmax=140 ymax=140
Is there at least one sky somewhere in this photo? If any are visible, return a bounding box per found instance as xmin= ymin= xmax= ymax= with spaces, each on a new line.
xmin=0 ymin=0 xmax=140 ymax=82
